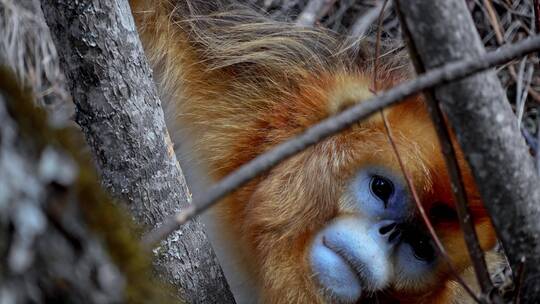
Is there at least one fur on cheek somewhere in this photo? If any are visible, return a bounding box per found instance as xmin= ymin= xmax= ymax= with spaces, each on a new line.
xmin=242 ymin=149 xmax=340 ymax=241
xmin=237 ymin=152 xmax=343 ymax=303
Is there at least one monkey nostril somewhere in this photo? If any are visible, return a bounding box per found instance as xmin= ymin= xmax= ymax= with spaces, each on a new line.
xmin=376 ymin=221 xmax=402 ymax=245
xmin=378 ymin=222 xmax=397 ymax=235
xmin=388 ymin=230 xmax=401 ymax=243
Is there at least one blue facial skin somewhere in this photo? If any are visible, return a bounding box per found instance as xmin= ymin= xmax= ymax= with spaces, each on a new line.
xmin=309 ymin=167 xmax=438 ymax=303
xmin=394 ymin=240 xmax=437 ymax=283
xmin=310 ymin=218 xmax=397 ymax=303
xmin=350 ymin=167 xmax=413 ymax=221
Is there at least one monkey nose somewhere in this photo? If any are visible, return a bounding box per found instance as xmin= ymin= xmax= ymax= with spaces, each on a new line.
xmin=375 ymin=220 xmax=402 ymax=247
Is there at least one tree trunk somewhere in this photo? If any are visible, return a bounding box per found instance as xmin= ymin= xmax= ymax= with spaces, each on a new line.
xmin=40 ymin=1 xmax=235 ymax=303
xmin=396 ymin=0 xmax=540 ymax=301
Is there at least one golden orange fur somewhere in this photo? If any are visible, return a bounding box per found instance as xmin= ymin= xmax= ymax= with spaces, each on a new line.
xmin=130 ymin=1 xmax=499 ymax=303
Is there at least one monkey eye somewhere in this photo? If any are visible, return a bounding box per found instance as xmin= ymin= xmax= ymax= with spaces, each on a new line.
xmin=401 ymin=225 xmax=437 ymax=263
xmin=409 ymin=235 xmax=436 ymax=263
xmin=428 ymin=202 xmax=458 ymax=222
xmin=370 ymin=175 xmax=394 ymax=204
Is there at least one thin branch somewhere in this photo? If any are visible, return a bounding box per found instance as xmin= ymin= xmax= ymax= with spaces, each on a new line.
xmin=350 ymin=1 xmax=392 ymax=38
xmin=380 ymin=109 xmax=482 ymax=303
xmin=396 ymin=1 xmax=540 ymax=301
xmin=483 ymin=0 xmax=540 ymax=104
xmin=372 ymin=0 xmax=391 ymax=92
xmin=396 ymin=3 xmax=501 ymax=302
xmin=510 ymin=64 xmax=540 ymax=104
xmin=534 ymin=0 xmax=540 ymax=38
xmin=435 ymin=99 xmax=501 ymax=303
xmin=295 ymin=0 xmax=336 ymax=27
xmin=142 ymin=35 xmax=540 ymax=246
xmin=533 ymin=0 xmax=540 ymax=59
xmin=537 ymin=115 xmax=540 ymax=175
xmin=514 ymin=257 xmax=527 ymax=304
xmin=516 ymin=60 xmax=534 ymax=129
xmin=483 ymin=0 xmax=505 ymax=43
xmin=374 ymin=4 xmax=479 ymax=300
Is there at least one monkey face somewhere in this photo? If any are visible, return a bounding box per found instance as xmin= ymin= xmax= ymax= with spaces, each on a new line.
xmin=303 ymin=102 xmax=497 ymax=303
xmin=309 ymin=167 xmax=440 ymax=303
xmin=240 ymin=99 xmax=496 ymax=304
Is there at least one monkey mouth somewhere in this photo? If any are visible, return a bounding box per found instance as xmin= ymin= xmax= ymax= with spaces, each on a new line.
xmin=321 ymin=237 xmax=371 ymax=285
xmin=310 ymin=236 xmax=364 ymax=304
xmin=321 ymin=237 xmax=384 ymax=291
xmin=309 ymin=218 xmax=396 ymax=303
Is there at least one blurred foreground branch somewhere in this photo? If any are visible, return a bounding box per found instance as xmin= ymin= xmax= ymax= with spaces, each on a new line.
xmin=0 ymin=67 xmax=169 ymax=303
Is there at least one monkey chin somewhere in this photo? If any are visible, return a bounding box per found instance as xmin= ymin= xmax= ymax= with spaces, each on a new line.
xmin=309 ymin=217 xmax=395 ymax=303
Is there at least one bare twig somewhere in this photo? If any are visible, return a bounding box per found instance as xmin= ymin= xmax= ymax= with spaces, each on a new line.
xmin=433 ymin=99 xmax=501 ymax=303
xmin=516 ymin=60 xmax=534 ymax=129
xmin=516 ymin=58 xmax=527 ymax=127
xmin=375 ymin=3 xmax=479 ymax=301
xmin=142 ymin=35 xmax=540 ymax=246
xmin=380 ymin=109 xmax=482 ymax=303
xmin=482 ymin=0 xmax=540 ymax=104
xmin=537 ymin=115 xmax=540 ymax=176
xmin=432 ymin=96 xmax=503 ymax=303
xmin=396 ymin=3 xmax=502 ymax=302
xmin=514 ymin=257 xmax=527 ymax=304
xmin=510 ymin=62 xmax=540 ymax=104
xmin=535 ymin=0 xmax=540 ymax=37
xmin=372 ymin=0 xmax=390 ymax=92
xmin=484 ymin=0 xmax=505 ymax=43
xmin=350 ymin=1 xmax=392 ymax=38
xmin=397 ymin=1 xmax=540 ymax=300
xmin=296 ymin=0 xmax=336 ymax=27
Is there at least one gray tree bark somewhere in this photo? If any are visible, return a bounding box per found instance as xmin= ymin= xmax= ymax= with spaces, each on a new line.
xmin=40 ymin=1 xmax=235 ymax=303
xmin=396 ymin=0 xmax=540 ymax=301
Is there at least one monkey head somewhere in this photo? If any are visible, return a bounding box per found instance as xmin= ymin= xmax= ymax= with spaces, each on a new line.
xmin=235 ymin=75 xmax=497 ymax=303
xmin=130 ymin=1 xmax=501 ymax=302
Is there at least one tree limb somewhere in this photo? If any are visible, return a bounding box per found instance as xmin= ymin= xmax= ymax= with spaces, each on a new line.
xmin=395 ymin=0 xmax=540 ymax=301
xmin=395 ymin=5 xmax=501 ymax=302
xmin=39 ymin=1 xmax=235 ymax=302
